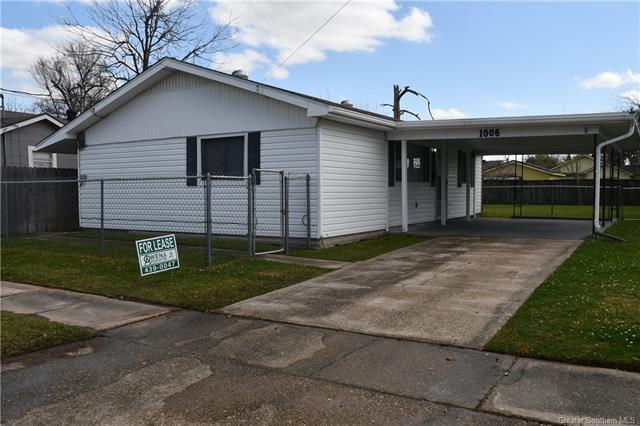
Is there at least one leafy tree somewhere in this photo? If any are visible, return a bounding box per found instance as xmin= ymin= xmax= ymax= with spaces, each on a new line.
xmin=619 ymin=95 xmax=640 ymax=167
xmin=525 ymin=154 xmax=562 ymax=170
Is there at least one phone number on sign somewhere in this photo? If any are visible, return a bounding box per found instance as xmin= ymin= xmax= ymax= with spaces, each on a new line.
xmin=142 ymin=260 xmax=178 ymax=274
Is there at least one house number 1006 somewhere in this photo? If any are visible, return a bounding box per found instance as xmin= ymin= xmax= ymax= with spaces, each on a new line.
xmin=479 ymin=128 xmax=500 ymax=138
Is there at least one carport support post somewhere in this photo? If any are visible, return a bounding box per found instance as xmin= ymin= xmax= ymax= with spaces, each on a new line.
xmin=401 ymin=140 xmax=408 ymax=232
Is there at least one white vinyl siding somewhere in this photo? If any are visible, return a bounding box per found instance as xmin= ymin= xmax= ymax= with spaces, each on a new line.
xmin=319 ymin=121 xmax=387 ymax=238
xmin=260 ymin=128 xmax=319 ymax=239
xmin=388 ymin=182 xmax=436 ymax=226
xmin=85 ymin=71 xmax=316 ymax=146
xmin=78 ymin=128 xmax=319 ymax=239
xmin=447 ymin=148 xmax=467 ymax=219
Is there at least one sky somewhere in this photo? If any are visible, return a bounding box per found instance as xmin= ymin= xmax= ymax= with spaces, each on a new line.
xmin=1 ymin=0 xmax=639 ymax=120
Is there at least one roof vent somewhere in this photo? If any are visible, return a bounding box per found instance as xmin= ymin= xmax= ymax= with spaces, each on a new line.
xmin=231 ymin=70 xmax=249 ymax=79
xmin=340 ymin=99 xmax=353 ymax=108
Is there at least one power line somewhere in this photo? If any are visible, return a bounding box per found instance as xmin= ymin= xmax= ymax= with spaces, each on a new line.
xmin=0 ymin=88 xmax=50 ymax=98
xmin=263 ymin=0 xmax=352 ymax=81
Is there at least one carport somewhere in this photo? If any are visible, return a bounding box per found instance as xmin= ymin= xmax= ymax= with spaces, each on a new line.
xmin=389 ymin=112 xmax=640 ymax=237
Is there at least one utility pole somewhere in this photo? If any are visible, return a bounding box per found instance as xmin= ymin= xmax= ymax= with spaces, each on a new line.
xmin=382 ymin=84 xmax=434 ymax=120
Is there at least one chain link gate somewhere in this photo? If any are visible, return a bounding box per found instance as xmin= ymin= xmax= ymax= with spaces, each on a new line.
xmin=250 ymin=169 xmax=286 ymax=255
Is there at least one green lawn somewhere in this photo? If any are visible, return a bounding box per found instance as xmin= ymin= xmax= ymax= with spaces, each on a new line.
xmin=1 ymin=238 xmax=328 ymax=312
xmin=486 ymin=221 xmax=640 ymax=372
xmin=290 ymin=234 xmax=429 ymax=262
xmin=1 ymin=311 xmax=95 ymax=358
xmin=62 ymin=229 xmax=278 ymax=253
xmin=482 ymin=204 xmax=640 ymax=219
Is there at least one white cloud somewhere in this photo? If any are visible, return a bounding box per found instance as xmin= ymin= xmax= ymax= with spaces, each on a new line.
xmin=210 ymin=0 xmax=433 ymax=79
xmin=497 ymin=100 xmax=527 ymax=110
xmin=578 ymin=70 xmax=640 ymax=89
xmin=213 ymin=49 xmax=291 ymax=80
xmin=213 ymin=49 xmax=270 ymax=74
xmin=620 ymin=90 xmax=640 ymax=103
xmin=0 ymin=26 xmax=74 ymax=70
xmin=431 ymin=108 xmax=467 ymax=119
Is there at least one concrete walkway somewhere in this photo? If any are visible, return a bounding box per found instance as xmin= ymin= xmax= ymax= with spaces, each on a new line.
xmin=221 ymin=236 xmax=580 ymax=348
xmin=0 ymin=282 xmax=173 ymax=330
xmin=2 ymin=311 xmax=638 ymax=425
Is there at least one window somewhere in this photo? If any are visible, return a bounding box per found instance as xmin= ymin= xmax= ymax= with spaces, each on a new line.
xmin=388 ymin=141 xmax=430 ymax=186
xmin=201 ymin=136 xmax=245 ymax=176
xmin=28 ymin=146 xmax=56 ymax=168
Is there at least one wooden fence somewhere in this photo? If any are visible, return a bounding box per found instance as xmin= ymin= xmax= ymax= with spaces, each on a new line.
xmin=1 ymin=167 xmax=79 ymax=236
xmin=482 ymin=179 xmax=640 ymax=205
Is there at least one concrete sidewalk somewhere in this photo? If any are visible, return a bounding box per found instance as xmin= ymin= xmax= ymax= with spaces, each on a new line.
xmin=0 ymin=281 xmax=173 ymax=330
xmin=3 ymin=310 xmax=638 ymax=425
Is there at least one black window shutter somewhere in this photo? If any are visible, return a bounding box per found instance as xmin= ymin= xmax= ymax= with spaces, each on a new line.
xmin=248 ymin=132 xmax=261 ymax=183
xmin=186 ymin=136 xmax=197 ymax=186
xmin=388 ymin=141 xmax=395 ymax=186
xmin=457 ymin=151 xmax=463 ymax=187
xmin=470 ymin=154 xmax=475 ymax=187
xmin=430 ymin=150 xmax=437 ymax=187
xmin=394 ymin=142 xmax=402 ymax=182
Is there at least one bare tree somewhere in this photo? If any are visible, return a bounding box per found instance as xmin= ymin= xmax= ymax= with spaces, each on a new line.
xmin=61 ymin=0 xmax=234 ymax=82
xmin=381 ymin=84 xmax=434 ymax=120
xmin=30 ymin=41 xmax=114 ymax=119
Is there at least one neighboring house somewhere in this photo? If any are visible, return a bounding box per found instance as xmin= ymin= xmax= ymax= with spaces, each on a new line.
xmin=552 ymin=154 xmax=637 ymax=179
xmin=0 ymin=112 xmax=75 ymax=168
xmin=36 ymin=58 xmax=640 ymax=243
xmin=483 ymin=160 xmax=566 ymax=180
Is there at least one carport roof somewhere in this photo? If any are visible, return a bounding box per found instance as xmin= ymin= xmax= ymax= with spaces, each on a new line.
xmin=389 ymin=112 xmax=640 ymax=155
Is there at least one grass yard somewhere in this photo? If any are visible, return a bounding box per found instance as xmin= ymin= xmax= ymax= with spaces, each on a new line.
xmin=486 ymin=221 xmax=640 ymax=372
xmin=290 ymin=234 xmax=429 ymax=262
xmin=1 ymin=311 xmax=95 ymax=358
xmin=1 ymin=238 xmax=328 ymax=312
xmin=482 ymin=204 xmax=640 ymax=219
xmin=63 ymin=229 xmax=279 ymax=253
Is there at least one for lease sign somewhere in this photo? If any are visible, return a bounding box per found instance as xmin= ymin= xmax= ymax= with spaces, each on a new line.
xmin=136 ymin=234 xmax=180 ymax=276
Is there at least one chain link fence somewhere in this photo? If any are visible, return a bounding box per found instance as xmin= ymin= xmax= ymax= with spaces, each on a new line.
xmin=482 ymin=181 xmax=640 ymax=220
xmin=1 ymin=170 xmax=311 ymax=266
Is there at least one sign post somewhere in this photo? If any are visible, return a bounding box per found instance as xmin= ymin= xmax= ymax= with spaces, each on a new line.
xmin=136 ymin=234 xmax=180 ymax=276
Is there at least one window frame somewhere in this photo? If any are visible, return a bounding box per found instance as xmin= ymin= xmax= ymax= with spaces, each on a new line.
xmin=197 ymin=133 xmax=248 ymax=180
xmin=28 ymin=145 xmax=57 ymax=168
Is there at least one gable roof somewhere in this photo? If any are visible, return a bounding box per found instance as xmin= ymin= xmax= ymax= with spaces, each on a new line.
xmin=484 ymin=160 xmax=566 ymax=177
xmin=36 ymin=58 xmax=397 ymax=152
xmin=0 ymin=113 xmax=64 ymax=136
xmin=3 ymin=111 xmax=38 ymax=127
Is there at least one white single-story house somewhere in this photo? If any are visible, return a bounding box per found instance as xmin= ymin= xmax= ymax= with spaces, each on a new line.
xmin=37 ymin=58 xmax=640 ymax=243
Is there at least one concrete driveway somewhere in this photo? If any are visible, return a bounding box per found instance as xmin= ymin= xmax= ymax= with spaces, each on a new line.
xmin=221 ymin=236 xmax=580 ymax=348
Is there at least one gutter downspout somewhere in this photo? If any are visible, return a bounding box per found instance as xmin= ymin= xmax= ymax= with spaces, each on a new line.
xmin=593 ymin=120 xmax=638 ymax=240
